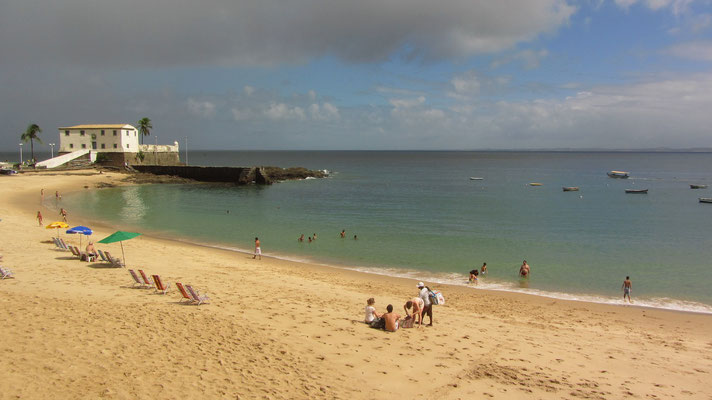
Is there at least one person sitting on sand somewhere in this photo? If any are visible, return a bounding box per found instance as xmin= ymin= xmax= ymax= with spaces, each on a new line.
xmin=481 ymin=262 xmax=487 ymax=275
xmin=365 ymin=298 xmax=382 ymax=328
xmin=381 ymin=304 xmax=401 ymax=332
xmin=403 ymin=297 xmax=424 ymax=328
xmin=519 ymin=260 xmax=530 ymax=277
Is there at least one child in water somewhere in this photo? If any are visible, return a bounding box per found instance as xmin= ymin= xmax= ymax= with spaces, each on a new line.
xmin=469 ymin=269 xmax=479 ymax=285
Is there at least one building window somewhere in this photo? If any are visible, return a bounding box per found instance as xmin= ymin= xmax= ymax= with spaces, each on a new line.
xmin=113 ymin=144 xmax=118 ymax=149
xmin=126 ymin=144 xmax=130 ymax=149
xmin=126 ymin=131 xmax=129 ymax=136
xmin=101 ymin=130 xmax=105 ymax=136
xmin=113 ymin=130 xmax=117 ymax=136
xmin=69 ymin=143 xmax=74 ymax=149
xmin=101 ymin=143 xmax=106 ymax=149
xmin=81 ymin=144 xmax=86 ymax=149
xmin=64 ymin=130 xmax=69 ymax=136
xmin=80 ymin=130 xmax=85 ymax=136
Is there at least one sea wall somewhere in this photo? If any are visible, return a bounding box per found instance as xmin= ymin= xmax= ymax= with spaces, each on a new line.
xmin=132 ymin=165 xmax=270 ymax=185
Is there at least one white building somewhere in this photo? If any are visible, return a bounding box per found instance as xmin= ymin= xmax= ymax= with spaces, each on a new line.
xmin=58 ymin=124 xmax=139 ymax=153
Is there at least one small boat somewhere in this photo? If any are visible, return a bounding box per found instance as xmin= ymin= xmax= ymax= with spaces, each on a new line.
xmin=625 ymin=189 xmax=648 ymax=194
xmin=700 ymin=198 xmax=712 ymax=203
xmin=608 ymin=171 xmax=629 ymax=179
xmin=529 ymin=182 xmax=542 ymax=186
xmin=562 ymin=187 xmax=579 ymax=192
xmin=690 ymin=184 xmax=708 ymax=189
xmin=469 ymin=177 xmax=483 ymax=181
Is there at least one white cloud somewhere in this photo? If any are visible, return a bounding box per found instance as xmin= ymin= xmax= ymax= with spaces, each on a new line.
xmin=187 ymin=98 xmax=216 ymax=118
xmin=264 ymin=102 xmax=306 ymax=121
xmin=231 ymin=107 xmax=253 ymax=121
xmin=491 ymin=49 xmax=549 ymax=69
xmin=614 ymin=0 xmax=693 ymax=15
xmin=309 ymin=102 xmax=340 ymax=120
xmin=665 ymin=41 xmax=712 ymax=61
xmin=244 ymin=86 xmax=255 ymax=96
xmin=451 ymin=71 xmax=481 ymax=95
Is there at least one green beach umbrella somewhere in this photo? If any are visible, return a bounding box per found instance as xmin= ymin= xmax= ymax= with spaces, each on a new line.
xmin=98 ymin=231 xmax=141 ymax=266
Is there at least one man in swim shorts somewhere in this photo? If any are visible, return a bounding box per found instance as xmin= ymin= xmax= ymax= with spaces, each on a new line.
xmin=417 ymin=282 xmax=433 ymax=326
xmin=622 ymin=276 xmax=632 ymax=303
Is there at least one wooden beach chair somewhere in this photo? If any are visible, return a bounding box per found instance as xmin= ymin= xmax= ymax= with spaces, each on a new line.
xmin=152 ymin=275 xmax=171 ymax=295
xmin=69 ymin=245 xmax=81 ymax=258
xmin=175 ymin=282 xmax=194 ymax=303
xmin=97 ymin=249 xmax=111 ymax=263
xmin=138 ymin=270 xmax=154 ymax=289
xmin=0 ymin=266 xmax=15 ymax=279
xmin=53 ymin=237 xmax=67 ymax=250
xmin=185 ymin=285 xmax=210 ymax=305
xmin=59 ymin=238 xmax=70 ymax=251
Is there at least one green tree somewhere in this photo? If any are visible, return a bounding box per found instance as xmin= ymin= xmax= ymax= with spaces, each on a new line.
xmin=20 ymin=123 xmax=42 ymax=164
xmin=137 ymin=117 xmax=152 ymax=145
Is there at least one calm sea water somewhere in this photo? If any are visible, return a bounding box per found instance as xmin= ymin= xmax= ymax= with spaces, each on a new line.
xmin=57 ymin=151 xmax=712 ymax=313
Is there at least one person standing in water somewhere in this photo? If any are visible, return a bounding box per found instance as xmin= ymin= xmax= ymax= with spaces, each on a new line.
xmin=253 ymin=237 xmax=261 ymax=260
xmin=622 ymin=276 xmax=632 ymax=303
xmin=519 ymin=260 xmax=530 ymax=277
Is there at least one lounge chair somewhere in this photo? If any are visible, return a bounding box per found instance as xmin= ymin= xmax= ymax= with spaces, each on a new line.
xmin=53 ymin=237 xmax=67 ymax=250
xmin=104 ymin=251 xmax=124 ymax=267
xmin=0 ymin=266 xmax=14 ymax=279
xmin=152 ymin=275 xmax=171 ymax=294
xmin=185 ymin=285 xmax=210 ymax=305
xmin=97 ymin=249 xmax=111 ymax=263
xmin=128 ymin=269 xmax=146 ymax=288
xmin=138 ymin=270 xmax=154 ymax=288
xmin=59 ymin=238 xmax=70 ymax=250
xmin=175 ymin=282 xmax=194 ymax=303
xmin=69 ymin=246 xmax=80 ymax=258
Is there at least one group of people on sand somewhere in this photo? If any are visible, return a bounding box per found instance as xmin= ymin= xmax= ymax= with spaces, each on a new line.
xmin=364 ymin=282 xmax=434 ymax=332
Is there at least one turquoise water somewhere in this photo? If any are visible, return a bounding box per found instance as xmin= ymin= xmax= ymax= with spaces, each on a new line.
xmin=63 ymin=151 xmax=712 ymax=312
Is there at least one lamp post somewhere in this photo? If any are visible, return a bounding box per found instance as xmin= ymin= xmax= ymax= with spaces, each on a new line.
xmin=49 ymin=143 xmax=56 ymax=158
xmin=19 ymin=143 xmax=23 ymax=164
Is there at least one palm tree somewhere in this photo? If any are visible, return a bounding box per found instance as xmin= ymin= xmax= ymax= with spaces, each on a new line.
xmin=21 ymin=123 xmax=42 ymax=164
xmin=137 ymin=117 xmax=152 ymax=145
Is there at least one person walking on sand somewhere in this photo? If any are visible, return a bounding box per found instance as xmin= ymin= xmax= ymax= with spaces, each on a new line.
xmin=36 ymin=211 xmax=43 ymax=226
xmin=253 ymin=237 xmax=261 ymax=260
xmin=59 ymin=208 xmax=67 ymax=222
xmin=41 ymin=188 xmax=44 ymax=203
xmin=55 ymin=190 xmax=61 ymax=201
xmin=622 ymin=276 xmax=633 ymax=303
xmin=417 ymin=282 xmax=433 ymax=326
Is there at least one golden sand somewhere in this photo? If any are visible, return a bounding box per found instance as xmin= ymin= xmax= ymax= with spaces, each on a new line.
xmin=0 ymin=170 xmax=710 ymax=399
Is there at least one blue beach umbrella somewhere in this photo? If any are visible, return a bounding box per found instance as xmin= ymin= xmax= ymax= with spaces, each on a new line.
xmin=66 ymin=225 xmax=93 ymax=247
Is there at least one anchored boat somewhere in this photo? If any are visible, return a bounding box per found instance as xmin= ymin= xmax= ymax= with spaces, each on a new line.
xmin=690 ymin=184 xmax=708 ymax=189
xmin=700 ymin=198 xmax=712 ymax=203
xmin=607 ymin=171 xmax=629 ymax=179
xmin=562 ymin=187 xmax=580 ymax=192
xmin=625 ymin=189 xmax=648 ymax=194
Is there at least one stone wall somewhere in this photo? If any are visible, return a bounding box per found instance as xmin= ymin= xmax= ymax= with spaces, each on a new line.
xmin=95 ymin=152 xmax=181 ymax=167
xmin=132 ymin=165 xmax=270 ymax=185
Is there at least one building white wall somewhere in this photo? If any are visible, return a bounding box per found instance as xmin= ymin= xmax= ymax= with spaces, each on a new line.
xmin=58 ymin=124 xmax=140 ymax=153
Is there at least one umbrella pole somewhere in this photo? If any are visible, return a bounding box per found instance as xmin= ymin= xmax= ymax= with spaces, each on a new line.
xmin=120 ymin=241 xmax=126 ymax=267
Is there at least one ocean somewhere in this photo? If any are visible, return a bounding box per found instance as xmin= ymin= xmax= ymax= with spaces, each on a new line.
xmin=45 ymin=150 xmax=712 ymax=313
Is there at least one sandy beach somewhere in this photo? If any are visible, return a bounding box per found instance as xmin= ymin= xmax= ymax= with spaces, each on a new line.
xmin=1 ymin=170 xmax=711 ymax=399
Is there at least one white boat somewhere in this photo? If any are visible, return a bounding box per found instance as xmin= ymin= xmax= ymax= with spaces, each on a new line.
xmin=469 ymin=177 xmax=483 ymax=181
xmin=700 ymin=198 xmax=712 ymax=204
xmin=607 ymin=171 xmax=629 ymax=179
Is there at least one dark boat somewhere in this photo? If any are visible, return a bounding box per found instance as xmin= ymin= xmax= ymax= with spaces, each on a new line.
xmin=690 ymin=184 xmax=708 ymax=189
xmin=625 ymin=189 xmax=648 ymax=194
xmin=700 ymin=198 xmax=712 ymax=203
xmin=562 ymin=187 xmax=579 ymax=192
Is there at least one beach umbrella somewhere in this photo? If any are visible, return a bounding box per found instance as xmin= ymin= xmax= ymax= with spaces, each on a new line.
xmin=97 ymin=231 xmax=141 ymax=266
xmin=45 ymin=221 xmax=69 ymax=238
xmin=66 ymin=225 xmax=93 ymax=248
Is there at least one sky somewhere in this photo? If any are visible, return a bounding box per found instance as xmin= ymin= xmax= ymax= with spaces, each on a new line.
xmin=1 ymin=0 xmax=712 ymax=151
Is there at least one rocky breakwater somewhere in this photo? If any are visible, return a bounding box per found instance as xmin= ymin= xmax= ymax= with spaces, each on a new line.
xmin=132 ymin=165 xmax=328 ymax=185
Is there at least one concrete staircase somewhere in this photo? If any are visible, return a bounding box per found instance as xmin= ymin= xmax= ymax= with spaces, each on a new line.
xmin=36 ymin=150 xmax=94 ymax=169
